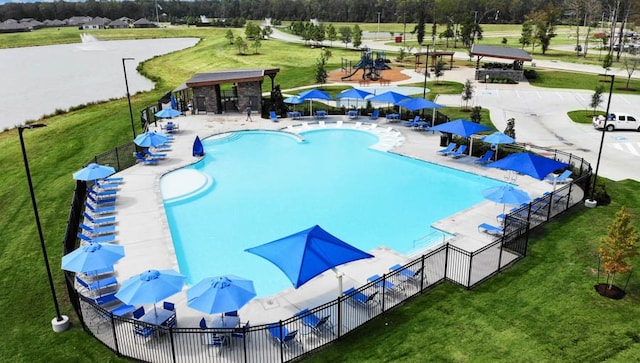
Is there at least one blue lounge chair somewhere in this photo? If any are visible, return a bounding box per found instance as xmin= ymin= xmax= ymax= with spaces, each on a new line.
xmin=404 ymin=115 xmax=421 ymax=127
xmin=82 ymin=265 xmax=114 ymax=278
xmin=87 ymin=186 xmax=117 ymax=198
xmin=369 ymin=109 xmax=380 ymax=120
xmin=144 ymin=149 xmax=167 ymax=159
xmin=343 ymin=287 xmax=379 ymax=314
xmin=270 ymin=111 xmax=279 ymax=122
xmin=84 ymin=202 xmax=115 ymax=215
xmin=545 ymin=170 xmax=573 ymax=184
xmin=294 ymin=309 xmax=334 ymax=335
xmin=267 ymin=324 xmax=300 ymax=350
xmin=475 ymin=150 xmax=494 ymax=164
xmin=448 ymin=145 xmax=468 ymax=158
xmin=95 ymin=180 xmax=120 ymax=191
xmin=76 ymin=275 xmax=118 ymax=293
xmin=100 ymin=177 xmax=123 ymax=184
xmin=437 ymin=143 xmax=457 ymax=155
xmin=86 ymin=193 xmax=116 ymax=206
xmin=389 ymin=264 xmax=423 ymax=285
xmin=367 ymin=274 xmax=399 ymax=292
xmin=83 ymin=212 xmax=116 ymax=226
xmin=77 ymin=232 xmax=116 ymax=244
xmin=478 ymin=222 xmax=504 ymax=236
xmin=134 ymin=152 xmax=159 ymax=165
xmin=79 ymin=223 xmax=116 ymax=236
xmin=87 ymin=291 xmax=119 ymax=306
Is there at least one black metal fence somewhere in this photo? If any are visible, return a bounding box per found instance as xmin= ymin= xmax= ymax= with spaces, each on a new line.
xmin=63 ymin=142 xmax=591 ymax=363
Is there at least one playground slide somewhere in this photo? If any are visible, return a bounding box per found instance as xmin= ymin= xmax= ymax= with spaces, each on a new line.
xmin=341 ymin=60 xmax=364 ymax=80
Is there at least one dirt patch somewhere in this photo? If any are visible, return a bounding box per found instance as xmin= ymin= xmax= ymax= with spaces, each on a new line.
xmin=327 ymin=66 xmax=414 ymax=84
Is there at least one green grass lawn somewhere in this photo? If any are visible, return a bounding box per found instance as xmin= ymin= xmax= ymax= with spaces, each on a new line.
xmin=1 ymin=26 xmax=640 ymax=362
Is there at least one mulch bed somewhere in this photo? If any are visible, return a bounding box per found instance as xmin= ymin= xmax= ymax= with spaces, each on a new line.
xmin=327 ymin=66 xmax=413 ymax=84
xmin=594 ymin=283 xmax=626 ymax=300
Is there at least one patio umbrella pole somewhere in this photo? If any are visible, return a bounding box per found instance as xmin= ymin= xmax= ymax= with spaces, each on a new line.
xmin=334 ymin=268 xmax=344 ymax=297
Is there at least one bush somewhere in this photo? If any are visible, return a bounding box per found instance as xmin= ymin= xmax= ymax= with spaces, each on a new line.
xmin=593 ymin=183 xmax=612 ymax=205
xmin=524 ymin=69 xmax=538 ymax=80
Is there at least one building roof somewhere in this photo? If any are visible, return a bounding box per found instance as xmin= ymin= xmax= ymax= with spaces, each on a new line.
xmin=186 ymin=68 xmax=280 ymax=87
xmin=471 ymin=44 xmax=533 ymax=62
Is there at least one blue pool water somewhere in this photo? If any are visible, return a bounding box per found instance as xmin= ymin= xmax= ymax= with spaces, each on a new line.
xmin=162 ymin=129 xmax=504 ymax=297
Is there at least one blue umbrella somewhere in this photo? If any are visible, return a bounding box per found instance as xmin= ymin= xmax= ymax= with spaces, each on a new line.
xmin=134 ymin=131 xmax=169 ymax=148
xmin=245 ymin=225 xmax=374 ymax=292
xmin=72 ymin=163 xmax=115 ymax=181
xmin=483 ymin=185 xmax=531 ymax=213
xmin=481 ymin=132 xmax=515 ymax=159
xmin=336 ymin=88 xmax=373 ymax=100
xmin=283 ymin=96 xmax=303 ymax=111
xmin=115 ymin=269 xmax=185 ymax=306
xmin=485 ymin=152 xmax=570 ymax=180
xmin=336 ymin=88 xmax=373 ymax=108
xmin=428 ymin=119 xmax=492 ymax=138
xmin=155 ymin=108 xmax=181 ymax=119
xmin=368 ymin=91 xmax=410 ymax=104
xmin=187 ymin=275 xmax=256 ymax=315
xmin=170 ymin=95 xmax=178 ymax=110
xmin=61 ymin=242 xmax=124 ymax=273
xmin=395 ymin=97 xmax=443 ymax=111
xmin=298 ymin=89 xmax=331 ymax=101
xmin=298 ymin=89 xmax=331 ymax=116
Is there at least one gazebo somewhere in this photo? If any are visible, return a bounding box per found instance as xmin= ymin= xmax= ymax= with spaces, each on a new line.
xmin=470 ymin=44 xmax=533 ymax=82
xmin=184 ymin=68 xmax=280 ymax=115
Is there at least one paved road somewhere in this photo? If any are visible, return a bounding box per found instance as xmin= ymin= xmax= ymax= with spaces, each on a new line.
xmin=270 ymin=27 xmax=640 ymax=182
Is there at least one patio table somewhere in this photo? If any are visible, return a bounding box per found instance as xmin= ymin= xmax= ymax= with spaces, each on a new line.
xmin=139 ymin=309 xmax=175 ymax=327
xmin=386 ymin=113 xmax=401 ymax=122
xmin=209 ymin=315 xmax=240 ymax=329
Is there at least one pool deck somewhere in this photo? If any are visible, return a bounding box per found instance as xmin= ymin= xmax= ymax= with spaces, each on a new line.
xmin=104 ymin=109 xmax=570 ymax=328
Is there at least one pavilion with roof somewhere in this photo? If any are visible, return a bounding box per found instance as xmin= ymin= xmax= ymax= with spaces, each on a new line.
xmin=470 ymin=44 xmax=533 ymax=82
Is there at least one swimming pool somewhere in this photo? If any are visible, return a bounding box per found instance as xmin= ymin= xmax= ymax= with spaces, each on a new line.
xmin=162 ymin=129 xmax=505 ymax=297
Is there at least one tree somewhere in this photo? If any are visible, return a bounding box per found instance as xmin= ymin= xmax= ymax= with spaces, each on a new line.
xmin=339 ymin=26 xmax=352 ymax=48
xmin=590 ymin=85 xmax=604 ymax=114
xmin=519 ymin=21 xmax=533 ymax=49
xmin=528 ymin=5 xmax=561 ymax=55
xmin=415 ymin=14 xmax=425 ymax=45
xmin=602 ymin=52 xmax=613 ymax=73
xmin=501 ymin=37 xmax=508 ymax=46
xmin=439 ymin=20 xmax=454 ymax=48
xmin=315 ymin=49 xmax=332 ymax=84
xmin=504 ymin=118 xmax=516 ymax=139
xmin=326 ymin=24 xmax=337 ymax=47
xmin=461 ymin=79 xmax=474 ymax=110
xmin=352 ymin=24 xmax=362 ymax=48
xmin=470 ymin=106 xmax=482 ymax=123
xmin=235 ymin=36 xmax=247 ymax=55
xmin=225 ymin=29 xmax=234 ymax=45
xmin=598 ymin=206 xmax=639 ymax=289
xmin=244 ymin=22 xmax=261 ymax=40
xmin=433 ymin=60 xmax=445 ymax=84
xmin=252 ymin=38 xmax=261 ymax=54
xmin=622 ymin=53 xmax=640 ymax=89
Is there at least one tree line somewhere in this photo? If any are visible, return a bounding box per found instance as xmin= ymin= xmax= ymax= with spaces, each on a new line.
xmin=3 ymin=0 xmax=638 ymax=28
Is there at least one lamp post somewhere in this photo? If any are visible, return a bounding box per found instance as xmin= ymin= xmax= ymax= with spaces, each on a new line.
xmin=422 ymin=44 xmax=430 ymax=99
xmin=377 ymin=12 xmax=381 ymax=41
xmin=18 ymin=124 xmax=69 ymax=332
xmin=122 ymin=57 xmax=136 ymax=139
xmin=589 ymin=74 xmax=615 ymax=204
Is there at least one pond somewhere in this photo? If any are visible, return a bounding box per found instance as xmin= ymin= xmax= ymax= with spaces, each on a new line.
xmin=1 ymin=36 xmax=199 ymax=130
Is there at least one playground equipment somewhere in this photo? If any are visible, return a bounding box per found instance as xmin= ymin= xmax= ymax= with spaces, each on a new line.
xmin=342 ymin=48 xmax=391 ymax=81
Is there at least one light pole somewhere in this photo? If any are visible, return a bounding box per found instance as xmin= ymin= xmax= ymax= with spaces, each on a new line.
xmin=18 ymin=124 xmax=69 ymax=332
xmin=122 ymin=58 xmax=136 ymax=139
xmin=589 ymin=74 xmax=615 ymax=203
xmin=377 ymin=12 xmax=381 ymax=41
xmin=422 ymin=44 xmax=430 ymax=99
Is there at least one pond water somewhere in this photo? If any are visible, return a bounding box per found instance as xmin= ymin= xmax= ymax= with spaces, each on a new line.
xmin=0 ymin=36 xmax=199 ymax=130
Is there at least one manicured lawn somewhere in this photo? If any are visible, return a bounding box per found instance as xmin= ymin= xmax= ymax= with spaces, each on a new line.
xmin=1 ymin=26 xmax=639 ymax=362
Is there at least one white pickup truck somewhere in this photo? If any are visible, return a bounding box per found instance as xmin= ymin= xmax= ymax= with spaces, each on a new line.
xmin=592 ymin=113 xmax=640 ymax=131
